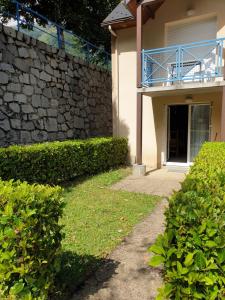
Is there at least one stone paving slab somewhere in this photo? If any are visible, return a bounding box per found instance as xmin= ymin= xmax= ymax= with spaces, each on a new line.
xmin=112 ymin=168 xmax=186 ymax=197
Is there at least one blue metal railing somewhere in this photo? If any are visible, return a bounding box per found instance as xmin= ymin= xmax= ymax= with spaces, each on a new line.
xmin=0 ymin=0 xmax=111 ymax=69
xmin=142 ymin=38 xmax=225 ymax=87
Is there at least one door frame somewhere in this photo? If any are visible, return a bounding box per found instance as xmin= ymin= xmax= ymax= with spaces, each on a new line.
xmin=165 ymin=102 xmax=212 ymax=166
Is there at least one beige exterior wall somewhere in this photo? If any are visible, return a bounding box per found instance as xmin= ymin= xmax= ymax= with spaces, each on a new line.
xmin=111 ymin=0 xmax=225 ymax=168
xmin=142 ymin=92 xmax=222 ymax=168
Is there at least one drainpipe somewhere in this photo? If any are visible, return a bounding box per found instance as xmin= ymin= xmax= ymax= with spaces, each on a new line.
xmin=108 ymin=25 xmax=120 ymax=136
xmin=108 ymin=25 xmax=117 ymax=37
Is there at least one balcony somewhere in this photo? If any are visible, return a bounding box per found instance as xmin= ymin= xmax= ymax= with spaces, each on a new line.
xmin=142 ymin=38 xmax=225 ymax=88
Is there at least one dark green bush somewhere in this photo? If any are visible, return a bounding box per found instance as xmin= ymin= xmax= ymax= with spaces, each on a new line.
xmin=0 ymin=137 xmax=128 ymax=184
xmin=0 ymin=180 xmax=64 ymax=300
xmin=149 ymin=142 xmax=225 ymax=299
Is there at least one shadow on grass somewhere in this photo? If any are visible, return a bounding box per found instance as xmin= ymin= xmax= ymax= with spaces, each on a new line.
xmin=60 ymin=165 xmax=130 ymax=190
xmin=51 ymin=251 xmax=119 ymax=300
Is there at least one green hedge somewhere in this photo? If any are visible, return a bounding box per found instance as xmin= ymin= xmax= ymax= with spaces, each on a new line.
xmin=0 ymin=180 xmax=64 ymax=299
xmin=0 ymin=137 xmax=128 ymax=184
xmin=149 ymin=142 xmax=225 ymax=299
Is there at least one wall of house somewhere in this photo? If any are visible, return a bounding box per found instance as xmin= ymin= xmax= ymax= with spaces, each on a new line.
xmin=112 ymin=0 xmax=225 ymax=168
xmin=0 ymin=24 xmax=112 ymax=147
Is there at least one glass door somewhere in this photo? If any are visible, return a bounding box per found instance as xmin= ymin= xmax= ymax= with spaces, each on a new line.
xmin=189 ymin=104 xmax=211 ymax=162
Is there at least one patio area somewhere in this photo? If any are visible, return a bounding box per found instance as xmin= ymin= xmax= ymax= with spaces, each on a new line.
xmin=112 ymin=167 xmax=186 ymax=197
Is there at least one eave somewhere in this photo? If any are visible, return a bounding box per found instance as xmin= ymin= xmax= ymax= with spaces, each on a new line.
xmin=102 ymin=0 xmax=165 ymax=30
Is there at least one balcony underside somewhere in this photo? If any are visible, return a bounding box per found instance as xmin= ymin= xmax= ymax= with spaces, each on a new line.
xmin=138 ymin=80 xmax=225 ymax=97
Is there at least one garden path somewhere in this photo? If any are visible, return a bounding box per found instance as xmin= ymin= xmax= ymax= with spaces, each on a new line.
xmin=72 ymin=168 xmax=185 ymax=300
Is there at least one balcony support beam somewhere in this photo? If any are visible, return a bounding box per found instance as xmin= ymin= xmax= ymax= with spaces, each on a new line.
xmin=136 ymin=4 xmax=143 ymax=88
xmin=136 ymin=93 xmax=143 ymax=165
xmin=221 ymin=86 xmax=225 ymax=141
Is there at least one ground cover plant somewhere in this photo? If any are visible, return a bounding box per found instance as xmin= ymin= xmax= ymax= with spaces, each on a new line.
xmin=0 ymin=137 xmax=128 ymax=184
xmin=149 ymin=142 xmax=225 ymax=299
xmin=54 ymin=168 xmax=159 ymax=299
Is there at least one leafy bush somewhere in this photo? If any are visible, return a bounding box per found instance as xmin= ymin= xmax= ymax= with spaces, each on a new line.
xmin=149 ymin=142 xmax=225 ymax=299
xmin=0 ymin=179 xmax=64 ymax=299
xmin=0 ymin=137 xmax=128 ymax=184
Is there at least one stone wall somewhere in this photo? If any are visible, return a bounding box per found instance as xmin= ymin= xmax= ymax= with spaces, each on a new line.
xmin=0 ymin=24 xmax=112 ymax=146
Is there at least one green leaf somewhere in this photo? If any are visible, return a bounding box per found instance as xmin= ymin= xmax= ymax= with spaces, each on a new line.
xmin=193 ymin=292 xmax=205 ymax=299
xmin=10 ymin=282 xmax=24 ymax=295
xmin=184 ymin=253 xmax=194 ymax=267
xmin=150 ymin=244 xmax=165 ymax=255
xmin=149 ymin=255 xmax=165 ymax=267
xmin=177 ymin=261 xmax=189 ymax=275
xmin=195 ymin=251 xmax=206 ymax=269
xmin=205 ymin=241 xmax=217 ymax=248
xmin=204 ymin=277 xmax=214 ymax=286
xmin=207 ymin=228 xmax=217 ymax=237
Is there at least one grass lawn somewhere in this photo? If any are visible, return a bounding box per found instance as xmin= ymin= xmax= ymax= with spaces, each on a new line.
xmin=54 ymin=168 xmax=160 ymax=299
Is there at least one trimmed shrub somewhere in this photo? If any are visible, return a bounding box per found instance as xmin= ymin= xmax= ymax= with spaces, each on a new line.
xmin=149 ymin=142 xmax=225 ymax=299
xmin=0 ymin=180 xmax=64 ymax=300
xmin=0 ymin=137 xmax=128 ymax=184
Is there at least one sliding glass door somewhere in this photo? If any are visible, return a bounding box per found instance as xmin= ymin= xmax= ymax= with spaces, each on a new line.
xmin=189 ymin=104 xmax=211 ymax=162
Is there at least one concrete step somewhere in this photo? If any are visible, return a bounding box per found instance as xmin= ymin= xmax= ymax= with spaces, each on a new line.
xmin=166 ymin=165 xmax=189 ymax=173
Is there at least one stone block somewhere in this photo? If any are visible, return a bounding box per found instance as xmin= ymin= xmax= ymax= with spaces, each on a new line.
xmin=45 ymin=65 xmax=54 ymax=75
xmin=37 ymin=108 xmax=46 ymax=117
xmin=14 ymin=94 xmax=27 ymax=103
xmin=74 ymin=116 xmax=84 ymax=129
xmin=41 ymin=96 xmax=50 ymax=108
xmin=8 ymin=44 xmax=18 ymax=56
xmin=57 ymin=132 xmax=66 ymax=140
xmin=38 ymin=80 xmax=46 ymax=89
xmin=18 ymin=47 xmax=29 ymax=58
xmin=61 ymin=124 xmax=68 ymax=132
xmin=34 ymin=119 xmax=44 ymax=130
xmin=21 ymin=131 xmax=32 ymax=144
xmin=31 ymin=130 xmax=48 ymax=142
xmin=0 ymin=119 xmax=10 ymax=131
xmin=19 ymin=73 xmax=30 ymax=84
xmin=30 ymin=74 xmax=36 ymax=85
xmin=22 ymin=121 xmax=35 ymax=131
xmin=14 ymin=58 xmax=30 ymax=73
xmin=64 ymin=112 xmax=72 ymax=121
xmin=7 ymin=83 xmax=21 ymax=93
xmin=29 ymin=49 xmax=37 ymax=59
xmin=67 ymin=129 xmax=74 ymax=138
xmin=0 ymin=63 xmax=14 ymax=73
xmin=40 ymin=71 xmax=51 ymax=82
xmin=23 ymin=85 xmax=34 ymax=96
xmin=3 ymin=93 xmax=13 ymax=102
xmin=57 ymin=114 xmax=65 ymax=124
xmin=0 ymin=72 xmax=9 ymax=84
xmin=51 ymin=99 xmax=58 ymax=107
xmin=11 ymin=119 xmax=21 ymax=129
xmin=44 ymin=118 xmax=58 ymax=132
xmin=17 ymin=31 xmax=24 ymax=41
xmin=31 ymin=68 xmax=39 ymax=78
xmin=4 ymin=26 xmax=16 ymax=38
xmin=9 ymin=102 xmax=20 ymax=113
xmin=22 ymin=104 xmax=34 ymax=114
xmin=32 ymin=95 xmax=42 ymax=108
xmin=43 ymin=87 xmax=52 ymax=98
xmin=47 ymin=109 xmax=57 ymax=117
xmin=0 ymin=129 xmax=5 ymax=140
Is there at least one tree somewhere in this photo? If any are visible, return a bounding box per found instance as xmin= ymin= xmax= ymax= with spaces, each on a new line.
xmin=0 ymin=0 xmax=120 ymax=51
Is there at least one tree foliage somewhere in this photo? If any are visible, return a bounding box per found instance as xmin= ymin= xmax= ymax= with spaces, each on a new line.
xmin=0 ymin=0 xmax=120 ymax=51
